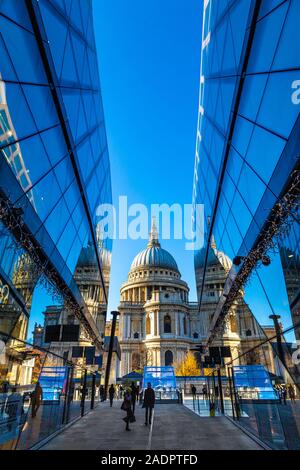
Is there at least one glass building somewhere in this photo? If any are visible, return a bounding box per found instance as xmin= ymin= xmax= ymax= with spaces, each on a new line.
xmin=0 ymin=0 xmax=112 ymax=449
xmin=193 ymin=0 xmax=300 ymax=449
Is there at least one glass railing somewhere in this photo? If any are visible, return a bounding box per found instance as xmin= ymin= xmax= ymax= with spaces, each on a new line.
xmin=206 ymin=334 xmax=300 ymax=450
xmin=153 ymin=389 xmax=181 ymax=402
xmin=0 ymin=331 xmax=101 ymax=450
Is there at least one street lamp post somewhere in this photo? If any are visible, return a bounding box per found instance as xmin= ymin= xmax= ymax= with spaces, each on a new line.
xmin=104 ymin=311 xmax=119 ymax=399
xmin=269 ymin=314 xmax=286 ymax=367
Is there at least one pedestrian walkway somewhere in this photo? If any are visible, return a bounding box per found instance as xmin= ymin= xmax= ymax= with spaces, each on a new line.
xmin=40 ymin=400 xmax=262 ymax=450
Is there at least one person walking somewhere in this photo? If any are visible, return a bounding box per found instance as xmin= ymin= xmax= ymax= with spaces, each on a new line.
xmin=275 ymin=385 xmax=282 ymax=404
xmin=131 ymin=382 xmax=137 ymax=415
xmin=109 ymin=384 xmax=115 ymax=407
xmin=31 ymin=381 xmax=43 ymax=418
xmin=100 ymin=385 xmax=105 ymax=402
xmin=288 ymin=384 xmax=296 ymax=404
xmin=143 ymin=382 xmax=155 ymax=426
xmin=121 ymin=388 xmax=134 ymax=431
xmin=202 ymin=385 xmax=208 ymax=400
xmin=191 ymin=384 xmax=197 ymax=400
xmin=282 ymin=386 xmax=288 ymax=405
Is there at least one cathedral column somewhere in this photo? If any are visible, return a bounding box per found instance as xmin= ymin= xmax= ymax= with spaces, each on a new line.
xmin=151 ymin=312 xmax=155 ymax=336
xmin=154 ymin=348 xmax=159 ymax=366
xmin=156 ymin=310 xmax=160 ymax=336
xmin=124 ymin=314 xmax=128 ymax=338
xmin=141 ymin=314 xmax=145 ymax=338
xmin=175 ymin=312 xmax=179 ymax=336
xmin=178 ymin=312 xmax=182 ymax=336
xmin=119 ymin=314 xmax=123 ymax=339
xmin=181 ymin=313 xmax=184 ymax=336
xmin=140 ymin=316 xmax=143 ymax=337
xmin=123 ymin=314 xmax=127 ymax=338
xmin=126 ymin=351 xmax=130 ymax=375
xmin=127 ymin=314 xmax=131 ymax=338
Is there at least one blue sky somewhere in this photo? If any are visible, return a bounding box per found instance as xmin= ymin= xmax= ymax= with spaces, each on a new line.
xmin=28 ymin=0 xmax=202 ymax=337
xmin=93 ymin=0 xmax=203 ymax=312
xmin=27 ymin=0 xmax=294 ymax=341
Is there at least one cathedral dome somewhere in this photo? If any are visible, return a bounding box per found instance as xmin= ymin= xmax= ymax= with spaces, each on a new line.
xmin=77 ymin=241 xmax=97 ymax=268
xmin=216 ymin=250 xmax=232 ymax=272
xmin=131 ymin=245 xmax=179 ymax=271
xmin=130 ymin=219 xmax=179 ymax=273
xmin=195 ymin=236 xmax=232 ymax=272
xmin=195 ymin=246 xmax=217 ymax=269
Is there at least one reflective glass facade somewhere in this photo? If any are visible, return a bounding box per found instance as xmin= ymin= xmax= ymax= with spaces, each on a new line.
xmin=193 ymin=0 xmax=300 ymax=449
xmin=0 ymin=0 xmax=112 ymax=449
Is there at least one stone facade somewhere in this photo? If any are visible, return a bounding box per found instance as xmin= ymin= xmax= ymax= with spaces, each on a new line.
xmin=119 ymin=221 xmax=200 ymax=376
xmin=119 ymin=221 xmax=277 ymax=377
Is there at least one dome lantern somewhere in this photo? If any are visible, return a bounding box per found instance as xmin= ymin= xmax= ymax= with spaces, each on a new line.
xmin=130 ymin=217 xmax=180 ymax=273
xmin=147 ymin=216 xmax=160 ymax=248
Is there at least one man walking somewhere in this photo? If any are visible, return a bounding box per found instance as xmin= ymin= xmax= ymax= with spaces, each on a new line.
xmin=31 ymin=381 xmax=43 ymax=418
xmin=143 ymin=382 xmax=155 ymax=426
xmin=109 ymin=384 xmax=115 ymax=407
xmin=282 ymin=386 xmax=288 ymax=405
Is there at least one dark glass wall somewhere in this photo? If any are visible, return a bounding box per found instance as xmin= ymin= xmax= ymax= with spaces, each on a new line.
xmin=193 ymin=0 xmax=300 ymax=449
xmin=0 ymin=0 xmax=112 ymax=335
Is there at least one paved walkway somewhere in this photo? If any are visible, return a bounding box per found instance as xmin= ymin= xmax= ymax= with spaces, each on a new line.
xmin=40 ymin=401 xmax=262 ymax=450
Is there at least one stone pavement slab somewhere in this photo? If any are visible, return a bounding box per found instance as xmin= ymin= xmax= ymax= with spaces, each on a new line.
xmin=151 ymin=405 xmax=262 ymax=450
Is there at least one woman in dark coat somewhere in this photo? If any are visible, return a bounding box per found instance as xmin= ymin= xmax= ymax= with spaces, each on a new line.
xmin=121 ymin=389 xmax=134 ymax=431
